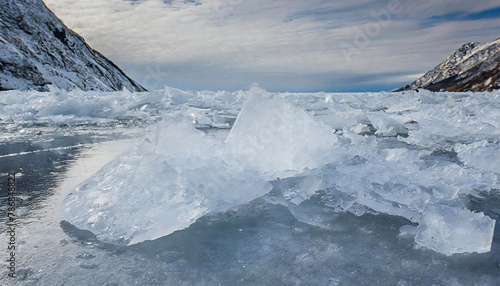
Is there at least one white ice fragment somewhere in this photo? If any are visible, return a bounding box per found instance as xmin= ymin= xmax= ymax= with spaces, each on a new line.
xmin=367 ymin=112 xmax=408 ymax=137
xmin=455 ymin=141 xmax=500 ymax=173
xmin=225 ymin=85 xmax=337 ymax=176
xmin=349 ymin=123 xmax=371 ymax=135
xmin=415 ymin=205 xmax=495 ymax=255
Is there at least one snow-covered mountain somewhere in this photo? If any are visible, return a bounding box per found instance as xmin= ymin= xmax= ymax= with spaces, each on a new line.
xmin=0 ymin=0 xmax=146 ymax=92
xmin=399 ymin=38 xmax=499 ymax=92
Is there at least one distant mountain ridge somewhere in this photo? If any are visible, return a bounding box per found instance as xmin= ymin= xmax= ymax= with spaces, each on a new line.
xmin=398 ymin=38 xmax=500 ymax=92
xmin=0 ymin=0 xmax=146 ymax=92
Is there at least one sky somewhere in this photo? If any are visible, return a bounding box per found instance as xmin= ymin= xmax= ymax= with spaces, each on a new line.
xmin=43 ymin=0 xmax=500 ymax=92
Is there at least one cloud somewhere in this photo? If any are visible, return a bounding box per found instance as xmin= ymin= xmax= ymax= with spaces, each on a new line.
xmin=43 ymin=0 xmax=500 ymax=91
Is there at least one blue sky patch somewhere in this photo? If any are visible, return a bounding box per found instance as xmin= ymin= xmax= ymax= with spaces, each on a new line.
xmin=420 ymin=6 xmax=500 ymax=28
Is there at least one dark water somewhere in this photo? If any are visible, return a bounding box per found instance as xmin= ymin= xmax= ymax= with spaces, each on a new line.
xmin=0 ymin=132 xmax=132 ymax=226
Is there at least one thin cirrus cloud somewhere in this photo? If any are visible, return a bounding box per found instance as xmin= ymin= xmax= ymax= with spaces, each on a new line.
xmin=43 ymin=0 xmax=500 ymax=92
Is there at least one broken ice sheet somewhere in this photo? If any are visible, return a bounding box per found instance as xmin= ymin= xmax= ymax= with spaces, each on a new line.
xmin=415 ymin=205 xmax=495 ymax=256
xmin=61 ymin=87 xmax=337 ymax=245
xmin=61 ymin=117 xmax=272 ymax=245
xmin=59 ymin=87 xmax=498 ymax=256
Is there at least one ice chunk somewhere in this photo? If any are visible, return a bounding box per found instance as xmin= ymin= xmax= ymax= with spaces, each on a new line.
xmin=62 ymin=117 xmax=272 ymax=245
xmin=225 ymin=85 xmax=337 ymax=176
xmin=349 ymin=123 xmax=371 ymax=135
xmin=455 ymin=141 xmax=500 ymax=173
xmin=415 ymin=205 xmax=495 ymax=255
xmin=367 ymin=112 xmax=408 ymax=137
xmin=62 ymin=87 xmax=338 ymax=245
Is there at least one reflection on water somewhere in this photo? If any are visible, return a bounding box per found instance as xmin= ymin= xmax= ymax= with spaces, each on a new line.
xmin=0 ymin=132 xmax=135 ymax=227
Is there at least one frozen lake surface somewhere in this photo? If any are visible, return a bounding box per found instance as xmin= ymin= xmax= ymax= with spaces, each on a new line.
xmin=0 ymin=86 xmax=499 ymax=285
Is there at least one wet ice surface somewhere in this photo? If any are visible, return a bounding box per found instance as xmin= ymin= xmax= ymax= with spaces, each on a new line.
xmin=1 ymin=85 xmax=499 ymax=285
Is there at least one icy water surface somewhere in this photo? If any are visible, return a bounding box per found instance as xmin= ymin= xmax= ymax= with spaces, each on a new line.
xmin=0 ymin=136 xmax=498 ymax=285
xmin=0 ymin=132 xmax=135 ymax=209
xmin=1 ymin=86 xmax=499 ymax=285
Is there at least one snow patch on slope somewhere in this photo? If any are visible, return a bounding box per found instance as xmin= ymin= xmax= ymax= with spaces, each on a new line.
xmin=0 ymin=0 xmax=145 ymax=92
xmin=401 ymin=38 xmax=500 ymax=92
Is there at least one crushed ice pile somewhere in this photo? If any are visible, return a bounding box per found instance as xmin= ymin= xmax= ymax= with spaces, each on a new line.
xmin=0 ymin=85 xmax=242 ymax=141
xmin=2 ymin=85 xmax=498 ymax=255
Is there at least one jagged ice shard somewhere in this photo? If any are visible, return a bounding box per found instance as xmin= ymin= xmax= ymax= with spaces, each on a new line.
xmin=61 ymin=86 xmax=337 ymax=245
xmin=61 ymin=86 xmax=497 ymax=255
